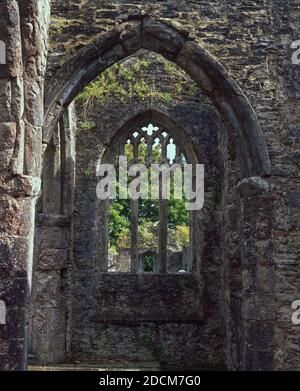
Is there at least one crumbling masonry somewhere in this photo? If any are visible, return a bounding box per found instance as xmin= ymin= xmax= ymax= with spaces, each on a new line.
xmin=0 ymin=0 xmax=300 ymax=371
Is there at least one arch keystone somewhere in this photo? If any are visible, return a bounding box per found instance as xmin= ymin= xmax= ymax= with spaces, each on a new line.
xmin=142 ymin=17 xmax=188 ymax=60
xmin=119 ymin=20 xmax=142 ymax=55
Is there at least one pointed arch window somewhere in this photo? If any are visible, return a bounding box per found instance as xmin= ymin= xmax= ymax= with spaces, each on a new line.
xmin=100 ymin=122 xmax=196 ymax=274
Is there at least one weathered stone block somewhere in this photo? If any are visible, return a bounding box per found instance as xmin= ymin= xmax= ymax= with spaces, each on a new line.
xmin=24 ymin=78 xmax=44 ymax=127
xmin=32 ymin=270 xmax=62 ymax=308
xmin=6 ymin=338 xmax=27 ymax=371
xmin=0 ymin=278 xmax=28 ymax=307
xmin=23 ymin=123 xmax=42 ymax=176
xmin=0 ymin=79 xmax=11 ymax=122
xmin=0 ymin=196 xmax=35 ymax=237
xmin=3 ymin=2 xmax=23 ymax=79
xmin=244 ymin=348 xmax=274 ymax=371
xmin=37 ymin=225 xmax=67 ymax=250
xmin=35 ymin=248 xmax=67 ymax=271
xmin=0 ymin=236 xmax=29 ymax=282
xmin=244 ymin=320 xmax=274 ymax=350
xmin=243 ymin=293 xmax=275 ymax=321
xmin=31 ymin=308 xmax=66 ymax=364
xmin=0 ymin=122 xmax=16 ymax=170
xmin=237 ymin=177 xmax=271 ymax=197
xmin=176 ymin=42 xmax=215 ymax=95
xmin=120 ymin=20 xmax=142 ymax=54
xmin=143 ymin=17 xmax=187 ymax=60
xmin=0 ymin=307 xmax=26 ymax=339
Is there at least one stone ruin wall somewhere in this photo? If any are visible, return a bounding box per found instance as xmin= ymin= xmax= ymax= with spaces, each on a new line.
xmin=0 ymin=0 xmax=299 ymax=371
xmin=65 ymin=50 xmax=231 ymax=369
xmin=47 ymin=0 xmax=300 ymax=370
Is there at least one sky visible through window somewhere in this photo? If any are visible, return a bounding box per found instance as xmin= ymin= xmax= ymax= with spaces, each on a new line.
xmin=141 ymin=123 xmax=176 ymax=163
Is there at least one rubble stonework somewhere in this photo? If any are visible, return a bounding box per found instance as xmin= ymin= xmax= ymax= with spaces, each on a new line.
xmin=0 ymin=0 xmax=50 ymax=370
xmin=0 ymin=0 xmax=299 ymax=371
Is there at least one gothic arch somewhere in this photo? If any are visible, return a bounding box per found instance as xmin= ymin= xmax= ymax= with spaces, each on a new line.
xmin=96 ymin=108 xmax=203 ymax=274
xmin=99 ymin=109 xmax=201 ymax=168
xmin=43 ymin=16 xmax=270 ymax=178
xmin=41 ymin=16 xmax=274 ymax=370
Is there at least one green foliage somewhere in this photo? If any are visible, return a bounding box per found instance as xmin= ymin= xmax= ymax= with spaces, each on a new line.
xmin=159 ymin=92 xmax=172 ymax=102
xmin=75 ymin=53 xmax=201 ymax=119
xmin=138 ymin=219 xmax=158 ymax=250
xmin=132 ymin=58 xmax=150 ymax=72
xmin=176 ymin=81 xmax=185 ymax=95
xmin=132 ymin=79 xmax=150 ymax=100
xmin=163 ymin=60 xmax=174 ymax=74
xmin=143 ymin=254 xmax=154 ymax=272
xmin=109 ymin=200 xmax=131 ymax=249
xmin=109 ymin=195 xmax=189 ymax=251
xmin=83 ymin=167 xmax=93 ymax=177
xmin=168 ymin=199 xmax=189 ymax=229
xmin=76 ymin=58 xmax=153 ymax=113
xmin=108 ymin=140 xmax=190 ymax=251
xmin=170 ymin=225 xmax=190 ymax=249
xmin=76 ymin=66 xmax=129 ymax=111
xmin=79 ymin=120 xmax=96 ymax=130
xmin=51 ymin=16 xmax=69 ymax=35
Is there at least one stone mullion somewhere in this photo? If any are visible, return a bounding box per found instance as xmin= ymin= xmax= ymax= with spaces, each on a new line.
xmin=130 ymin=198 xmax=139 ymax=273
xmin=130 ymin=140 xmax=139 ymax=273
xmin=99 ymin=200 xmax=109 ymax=273
xmin=146 ymin=134 xmax=153 ymax=166
xmin=237 ymin=177 xmax=274 ymax=371
xmin=189 ymin=209 xmax=196 ymax=273
xmin=42 ymin=127 xmax=61 ymax=215
xmin=158 ymin=171 xmax=168 ymax=274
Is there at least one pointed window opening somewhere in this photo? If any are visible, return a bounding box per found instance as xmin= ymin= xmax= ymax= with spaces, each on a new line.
xmin=100 ymin=122 xmax=196 ymax=274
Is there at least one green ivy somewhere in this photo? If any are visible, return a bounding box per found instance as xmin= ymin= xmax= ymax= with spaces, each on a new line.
xmin=76 ymin=54 xmax=200 ymax=116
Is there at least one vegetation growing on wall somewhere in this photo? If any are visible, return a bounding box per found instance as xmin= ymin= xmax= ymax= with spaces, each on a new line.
xmin=75 ymin=52 xmax=195 ymax=258
xmin=75 ymin=52 xmax=200 ymax=119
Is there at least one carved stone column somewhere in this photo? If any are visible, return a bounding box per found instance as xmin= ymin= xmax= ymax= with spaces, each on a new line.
xmin=0 ymin=0 xmax=50 ymax=370
xmin=237 ymin=177 xmax=274 ymax=371
xmin=30 ymin=214 xmax=70 ymax=364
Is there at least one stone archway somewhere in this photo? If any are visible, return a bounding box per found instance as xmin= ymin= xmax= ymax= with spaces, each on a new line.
xmin=41 ymin=16 xmax=274 ymax=370
xmin=97 ymin=108 xmax=205 ymax=275
xmin=43 ymin=16 xmax=270 ymax=179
